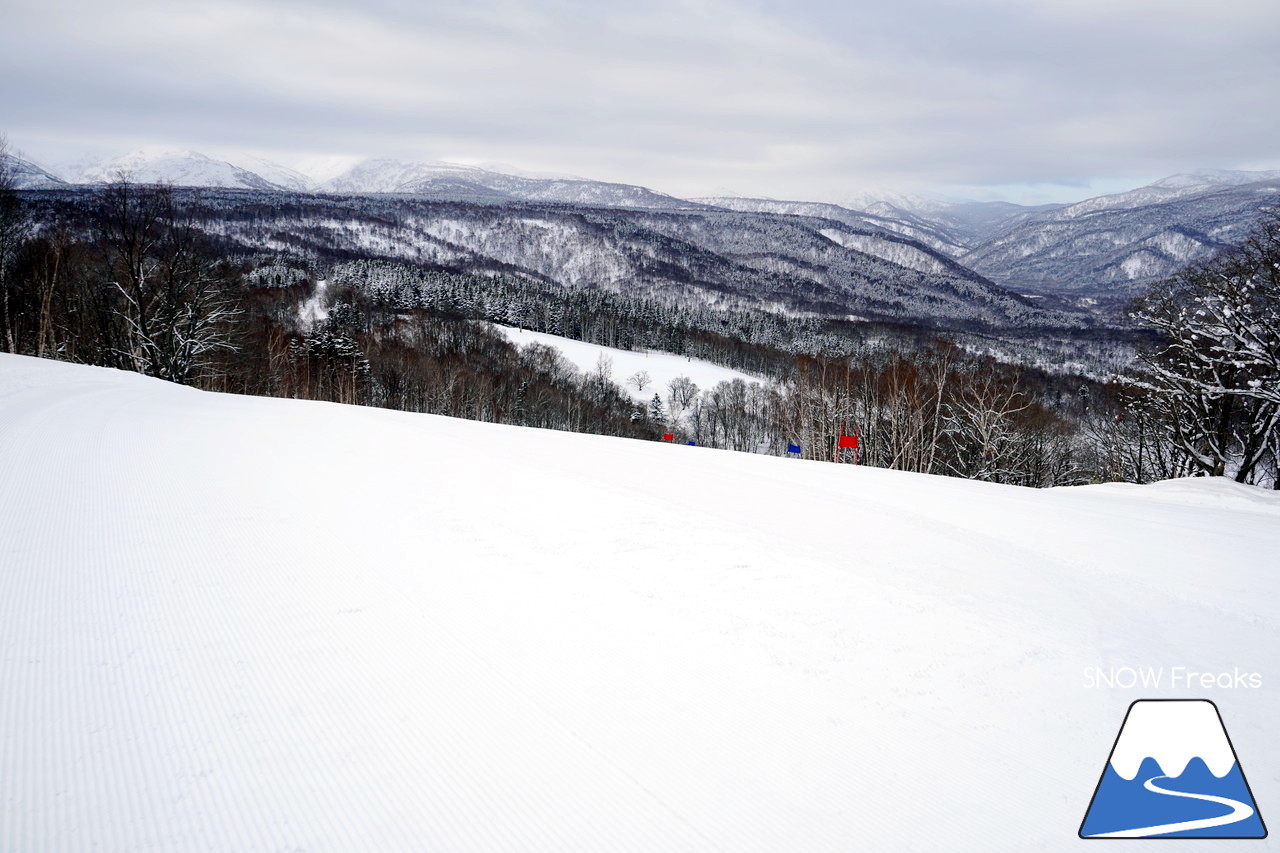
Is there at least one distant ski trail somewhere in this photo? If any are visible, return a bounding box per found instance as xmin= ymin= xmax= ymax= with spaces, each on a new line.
xmin=1085 ymin=774 xmax=1254 ymax=838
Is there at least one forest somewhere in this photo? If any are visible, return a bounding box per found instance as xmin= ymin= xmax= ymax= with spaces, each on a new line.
xmin=2 ymin=174 xmax=1276 ymax=489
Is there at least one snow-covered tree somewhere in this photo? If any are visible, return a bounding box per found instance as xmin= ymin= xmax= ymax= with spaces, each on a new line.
xmin=1130 ymin=214 xmax=1280 ymax=484
xmin=648 ymin=392 xmax=665 ymax=423
xmin=96 ymin=180 xmax=240 ymax=384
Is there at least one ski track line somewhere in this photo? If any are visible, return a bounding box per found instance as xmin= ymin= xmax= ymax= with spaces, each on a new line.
xmin=1085 ymin=775 xmax=1255 ymax=838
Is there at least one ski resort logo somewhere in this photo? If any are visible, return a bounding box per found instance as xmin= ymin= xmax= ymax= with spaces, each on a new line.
xmin=1080 ymin=700 xmax=1266 ymax=839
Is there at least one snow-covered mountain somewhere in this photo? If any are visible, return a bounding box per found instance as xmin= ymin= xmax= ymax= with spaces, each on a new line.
xmin=1 ymin=153 xmax=66 ymax=189
xmin=168 ymin=189 xmax=1082 ymax=330
xmin=15 ymin=144 xmax=1279 ymax=315
xmin=1149 ymin=168 xmax=1280 ymax=192
xmin=842 ymin=189 xmax=953 ymax=217
xmin=837 ymin=171 xmax=1280 ymax=261
xmin=924 ymin=200 xmax=1066 ymax=246
xmin=694 ymin=196 xmax=968 ymax=256
xmin=1041 ymin=170 xmax=1280 ymax=221
xmin=961 ymin=175 xmax=1280 ymax=299
xmin=64 ymin=147 xmax=289 ymax=191
xmin=319 ymin=158 xmax=706 ymax=209
xmin=826 ymin=195 xmax=1068 ymax=251
xmin=2 ymin=352 xmax=1276 ymax=851
xmin=317 ymin=158 xmax=464 ymax=194
xmin=230 ymin=155 xmax=315 ymax=192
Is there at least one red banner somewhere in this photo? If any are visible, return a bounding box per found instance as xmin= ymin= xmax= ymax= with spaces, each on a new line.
xmin=662 ymin=433 xmax=675 ymax=441
xmin=838 ymin=435 xmax=859 ymax=449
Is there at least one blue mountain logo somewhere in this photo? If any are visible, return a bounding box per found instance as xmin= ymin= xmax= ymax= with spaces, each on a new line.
xmin=1080 ymin=700 xmax=1266 ymax=838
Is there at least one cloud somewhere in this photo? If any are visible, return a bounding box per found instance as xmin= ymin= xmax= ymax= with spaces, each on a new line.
xmin=2 ymin=0 xmax=1277 ymax=201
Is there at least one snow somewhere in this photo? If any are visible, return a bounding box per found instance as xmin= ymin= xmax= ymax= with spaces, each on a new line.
xmin=0 ymin=153 xmax=65 ymax=189
xmin=1150 ymin=169 xmax=1280 ymax=191
xmin=66 ymin=147 xmax=283 ymax=191
xmin=819 ymin=228 xmax=952 ymax=275
xmin=2 ymin=353 xmax=1278 ymax=851
xmin=317 ymin=159 xmax=692 ymax=208
xmin=490 ymin=324 xmax=763 ymax=401
xmin=298 ymin=279 xmax=329 ymax=329
xmin=228 ymin=155 xmax=316 ymax=192
xmin=1120 ymin=250 xmax=1159 ymax=279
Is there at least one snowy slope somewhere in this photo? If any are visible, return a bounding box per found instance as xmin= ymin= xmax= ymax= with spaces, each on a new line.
xmin=321 ymin=158 xmax=703 ymax=209
xmin=1058 ymin=169 xmax=1280 ymax=217
xmin=843 ymin=189 xmax=953 ymax=217
xmin=1150 ymin=169 xmax=1280 ymax=191
xmin=1 ymin=354 xmax=1278 ymax=852
xmin=228 ymin=155 xmax=316 ymax=192
xmin=491 ymin=324 xmax=762 ymax=402
xmin=693 ymin=195 xmax=969 ymax=256
xmin=319 ymin=158 xmax=465 ymax=194
xmin=66 ymin=147 xmax=286 ymax=190
xmin=1 ymin=153 xmax=65 ymax=189
xmin=963 ymin=178 xmax=1280 ymax=297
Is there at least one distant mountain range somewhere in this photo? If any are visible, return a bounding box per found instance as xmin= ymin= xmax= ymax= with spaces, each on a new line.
xmin=961 ymin=175 xmax=1280 ymax=301
xmin=61 ymin=147 xmax=286 ymax=191
xmin=6 ymin=146 xmax=1278 ymax=310
xmin=28 ymin=149 xmax=708 ymax=210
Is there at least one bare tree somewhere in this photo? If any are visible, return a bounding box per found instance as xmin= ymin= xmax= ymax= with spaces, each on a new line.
xmin=97 ymin=179 xmax=241 ymax=384
xmin=0 ymin=134 xmax=33 ymax=353
xmin=667 ymin=375 xmax=698 ymax=407
xmin=941 ymin=365 xmax=1034 ymax=482
xmin=627 ymin=369 xmax=651 ymax=393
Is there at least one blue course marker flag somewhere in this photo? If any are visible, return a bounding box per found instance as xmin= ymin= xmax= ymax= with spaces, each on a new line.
xmin=787 ymin=443 xmax=801 ymax=454
xmin=687 ymin=441 xmax=697 ymax=446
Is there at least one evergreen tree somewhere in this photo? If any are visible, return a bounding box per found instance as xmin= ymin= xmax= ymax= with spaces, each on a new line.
xmin=649 ymin=393 xmax=666 ymax=423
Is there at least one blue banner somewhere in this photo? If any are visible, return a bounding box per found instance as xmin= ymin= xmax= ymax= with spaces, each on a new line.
xmin=787 ymin=443 xmax=801 ymax=454
xmin=687 ymin=441 xmax=697 ymax=446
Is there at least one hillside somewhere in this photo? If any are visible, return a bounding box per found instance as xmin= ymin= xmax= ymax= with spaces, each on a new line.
xmin=322 ymin=159 xmax=707 ymax=210
xmin=961 ymin=178 xmax=1280 ymax=301
xmin=18 ymin=186 xmax=1089 ymax=332
xmin=1 ymin=354 xmax=1276 ymax=850
xmin=14 ymin=148 xmax=1279 ymax=318
xmin=64 ymin=147 xmax=289 ymax=191
xmin=0 ymin=153 xmax=65 ymax=189
xmin=491 ymin=324 xmax=762 ymax=403
xmin=693 ymin=196 xmax=969 ymax=256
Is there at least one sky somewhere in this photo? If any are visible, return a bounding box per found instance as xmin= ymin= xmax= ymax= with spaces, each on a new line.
xmin=3 ymin=0 xmax=1279 ymax=204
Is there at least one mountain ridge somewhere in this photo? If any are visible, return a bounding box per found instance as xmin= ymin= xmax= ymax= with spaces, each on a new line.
xmin=10 ymin=148 xmax=1278 ymax=311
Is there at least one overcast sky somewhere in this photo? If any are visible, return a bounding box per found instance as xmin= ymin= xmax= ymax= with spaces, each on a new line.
xmin=3 ymin=0 xmax=1278 ymax=203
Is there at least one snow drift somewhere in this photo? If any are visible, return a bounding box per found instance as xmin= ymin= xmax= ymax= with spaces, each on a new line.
xmin=1 ymin=354 xmax=1277 ymax=851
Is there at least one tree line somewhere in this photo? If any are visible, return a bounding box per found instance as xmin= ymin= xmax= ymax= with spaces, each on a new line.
xmin=0 ymin=169 xmax=652 ymax=441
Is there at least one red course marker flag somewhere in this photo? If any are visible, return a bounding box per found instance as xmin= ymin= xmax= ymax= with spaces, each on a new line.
xmin=838 ymin=435 xmax=859 ymax=449
xmin=662 ymin=433 xmax=675 ymax=442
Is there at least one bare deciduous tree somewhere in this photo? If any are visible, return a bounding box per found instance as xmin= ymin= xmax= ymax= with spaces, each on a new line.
xmin=96 ymin=179 xmax=241 ymax=384
xmin=0 ymin=134 xmax=34 ymax=354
